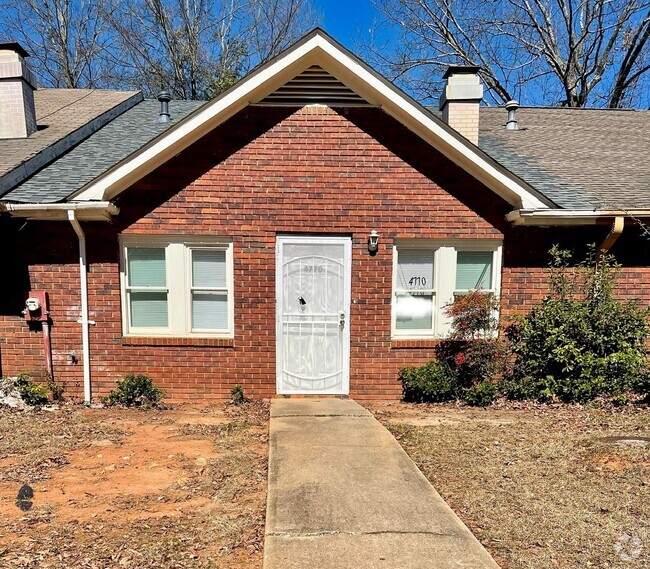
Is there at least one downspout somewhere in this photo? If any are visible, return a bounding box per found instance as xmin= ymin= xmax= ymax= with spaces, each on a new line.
xmin=68 ymin=210 xmax=92 ymax=403
xmin=597 ymin=216 xmax=625 ymax=260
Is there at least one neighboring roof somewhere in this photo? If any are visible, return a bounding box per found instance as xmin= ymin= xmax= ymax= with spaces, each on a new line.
xmin=0 ymin=89 xmax=141 ymax=197
xmin=479 ymin=107 xmax=650 ymax=210
xmin=68 ymin=29 xmax=552 ymax=210
xmin=3 ymin=99 xmax=204 ymax=203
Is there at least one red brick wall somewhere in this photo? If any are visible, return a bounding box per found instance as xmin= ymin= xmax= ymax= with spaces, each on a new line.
xmin=1 ymin=105 xmax=649 ymax=401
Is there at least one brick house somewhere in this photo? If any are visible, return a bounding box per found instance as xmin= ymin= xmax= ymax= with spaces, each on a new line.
xmin=1 ymin=31 xmax=649 ymax=402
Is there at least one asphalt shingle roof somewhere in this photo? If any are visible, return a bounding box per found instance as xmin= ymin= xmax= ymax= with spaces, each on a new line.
xmin=479 ymin=107 xmax=650 ymax=210
xmin=3 ymin=92 xmax=649 ymax=210
xmin=4 ymin=99 xmax=205 ymax=203
xmin=0 ymin=89 xmax=140 ymax=196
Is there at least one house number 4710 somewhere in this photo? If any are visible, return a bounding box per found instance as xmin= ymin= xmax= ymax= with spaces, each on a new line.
xmin=409 ymin=276 xmax=427 ymax=287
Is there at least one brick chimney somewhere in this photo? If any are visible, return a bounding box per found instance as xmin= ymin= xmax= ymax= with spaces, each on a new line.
xmin=439 ymin=66 xmax=482 ymax=144
xmin=0 ymin=42 xmax=37 ymax=139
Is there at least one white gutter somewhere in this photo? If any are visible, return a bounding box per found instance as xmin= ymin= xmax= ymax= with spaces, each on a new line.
xmin=1 ymin=201 xmax=118 ymax=221
xmin=67 ymin=210 xmax=92 ymax=403
xmin=507 ymin=208 xmax=650 ymax=226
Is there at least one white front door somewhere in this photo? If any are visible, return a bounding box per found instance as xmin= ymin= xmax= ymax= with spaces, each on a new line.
xmin=276 ymin=236 xmax=351 ymax=395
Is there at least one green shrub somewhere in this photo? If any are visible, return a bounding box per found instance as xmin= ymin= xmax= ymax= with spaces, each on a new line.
xmin=47 ymin=377 xmax=65 ymax=401
xmin=400 ymin=360 xmax=458 ymax=403
xmin=105 ymin=373 xmax=165 ymax=407
xmin=0 ymin=373 xmax=50 ymax=406
xmin=505 ymin=246 xmax=650 ymax=403
xmin=464 ymin=381 xmax=498 ymax=407
xmin=16 ymin=373 xmax=50 ymax=406
xmin=499 ymin=375 xmax=555 ymax=403
xmin=230 ymin=384 xmax=248 ymax=404
xmin=630 ymin=370 xmax=650 ymax=402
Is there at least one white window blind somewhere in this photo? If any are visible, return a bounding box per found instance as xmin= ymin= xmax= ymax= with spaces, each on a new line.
xmin=191 ymin=249 xmax=228 ymax=330
xmin=395 ymin=249 xmax=435 ymax=332
xmin=456 ymin=251 xmax=493 ymax=290
xmin=127 ymin=248 xmax=168 ymax=328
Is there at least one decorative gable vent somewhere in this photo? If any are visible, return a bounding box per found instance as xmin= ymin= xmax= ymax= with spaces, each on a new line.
xmin=258 ymin=65 xmax=370 ymax=106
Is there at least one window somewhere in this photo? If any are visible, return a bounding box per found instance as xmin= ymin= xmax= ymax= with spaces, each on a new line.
xmin=392 ymin=241 xmax=501 ymax=338
xmin=455 ymin=251 xmax=494 ymax=294
xmin=121 ymin=238 xmax=233 ymax=337
xmin=395 ymin=250 xmax=435 ymax=331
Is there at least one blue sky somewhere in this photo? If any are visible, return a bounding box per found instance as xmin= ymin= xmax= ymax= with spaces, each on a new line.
xmin=316 ymin=0 xmax=378 ymax=50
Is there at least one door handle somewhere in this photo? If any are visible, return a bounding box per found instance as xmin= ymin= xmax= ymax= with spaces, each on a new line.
xmin=339 ymin=311 xmax=345 ymax=329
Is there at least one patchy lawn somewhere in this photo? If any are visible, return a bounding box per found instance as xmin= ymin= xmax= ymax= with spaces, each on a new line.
xmin=0 ymin=401 xmax=269 ymax=568
xmin=366 ymin=402 xmax=649 ymax=569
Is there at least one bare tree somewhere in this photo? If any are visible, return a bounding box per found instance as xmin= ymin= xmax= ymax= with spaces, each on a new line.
xmin=0 ymin=0 xmax=116 ymax=88
xmin=368 ymin=0 xmax=650 ymax=107
xmin=106 ymin=0 xmax=319 ymax=100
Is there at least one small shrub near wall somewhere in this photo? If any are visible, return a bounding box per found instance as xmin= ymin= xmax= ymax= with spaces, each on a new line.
xmin=400 ymin=290 xmax=506 ymax=406
xmin=503 ymin=246 xmax=650 ymax=403
xmin=104 ymin=374 xmax=166 ymax=408
xmin=400 ymin=361 xmax=458 ymax=403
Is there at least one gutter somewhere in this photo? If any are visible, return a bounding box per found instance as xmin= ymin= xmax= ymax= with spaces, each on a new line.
xmin=68 ymin=210 xmax=93 ymax=404
xmin=597 ymin=216 xmax=625 ymax=258
xmin=506 ymin=209 xmax=650 ymax=226
xmin=1 ymin=201 xmax=119 ymax=221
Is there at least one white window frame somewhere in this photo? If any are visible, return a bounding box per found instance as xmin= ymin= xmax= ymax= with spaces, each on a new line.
xmin=391 ymin=239 xmax=502 ymax=339
xmin=120 ymin=235 xmax=234 ymax=338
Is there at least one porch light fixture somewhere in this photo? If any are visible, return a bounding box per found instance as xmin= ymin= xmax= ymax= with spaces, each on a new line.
xmin=368 ymin=230 xmax=379 ymax=253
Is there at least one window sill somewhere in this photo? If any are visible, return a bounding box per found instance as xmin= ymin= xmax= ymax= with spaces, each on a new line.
xmin=122 ymin=336 xmax=235 ymax=347
xmin=391 ymin=338 xmax=442 ymax=349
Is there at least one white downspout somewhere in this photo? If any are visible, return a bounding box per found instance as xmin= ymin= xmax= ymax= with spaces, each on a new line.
xmin=68 ymin=210 xmax=92 ymax=403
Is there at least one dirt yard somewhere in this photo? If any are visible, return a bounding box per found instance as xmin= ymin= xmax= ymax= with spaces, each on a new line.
xmin=0 ymin=401 xmax=269 ymax=568
xmin=366 ymin=401 xmax=649 ymax=569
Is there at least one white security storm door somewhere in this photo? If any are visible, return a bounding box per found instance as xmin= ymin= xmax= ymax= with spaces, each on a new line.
xmin=276 ymin=236 xmax=351 ymax=395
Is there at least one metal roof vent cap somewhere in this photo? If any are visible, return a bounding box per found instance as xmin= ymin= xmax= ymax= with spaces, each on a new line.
xmin=157 ymin=91 xmax=171 ymax=123
xmin=505 ymin=100 xmax=519 ymax=131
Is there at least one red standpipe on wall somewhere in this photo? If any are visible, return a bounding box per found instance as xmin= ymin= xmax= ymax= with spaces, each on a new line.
xmin=23 ymin=291 xmax=53 ymax=380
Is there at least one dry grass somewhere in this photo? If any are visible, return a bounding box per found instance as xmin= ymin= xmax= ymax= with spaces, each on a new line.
xmin=0 ymin=401 xmax=269 ymax=568
xmin=367 ymin=402 xmax=650 ymax=569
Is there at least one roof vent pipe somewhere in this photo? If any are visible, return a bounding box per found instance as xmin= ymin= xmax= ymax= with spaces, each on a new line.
xmin=157 ymin=91 xmax=171 ymax=123
xmin=505 ymin=100 xmax=519 ymax=130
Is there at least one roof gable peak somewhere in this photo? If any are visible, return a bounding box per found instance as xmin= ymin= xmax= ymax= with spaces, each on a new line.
xmin=70 ymin=28 xmax=552 ymax=210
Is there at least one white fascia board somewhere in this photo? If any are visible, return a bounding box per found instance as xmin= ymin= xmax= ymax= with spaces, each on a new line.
xmin=70 ymin=32 xmax=551 ymax=210
xmin=0 ymin=201 xmax=119 ymax=221
xmin=507 ymin=208 xmax=650 ymax=226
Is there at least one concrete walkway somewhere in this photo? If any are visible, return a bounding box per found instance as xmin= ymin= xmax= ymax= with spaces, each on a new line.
xmin=263 ymin=398 xmax=500 ymax=569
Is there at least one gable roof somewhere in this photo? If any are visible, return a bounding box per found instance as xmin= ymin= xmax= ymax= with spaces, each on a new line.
xmin=0 ymin=89 xmax=141 ymax=197
xmin=68 ymin=29 xmax=552 ymax=211
xmin=479 ymin=107 xmax=650 ymax=210
xmin=3 ymin=99 xmax=204 ymax=203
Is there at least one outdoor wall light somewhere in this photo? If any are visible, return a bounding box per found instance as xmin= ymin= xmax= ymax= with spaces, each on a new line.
xmin=368 ymin=230 xmax=380 ymax=253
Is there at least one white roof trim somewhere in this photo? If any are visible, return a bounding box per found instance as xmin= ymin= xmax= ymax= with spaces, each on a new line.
xmin=0 ymin=201 xmax=118 ymax=221
xmin=507 ymin=208 xmax=650 ymax=226
xmin=70 ymin=30 xmax=552 ymax=210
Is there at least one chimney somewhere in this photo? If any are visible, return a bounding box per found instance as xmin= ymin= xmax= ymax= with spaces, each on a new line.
xmin=0 ymin=42 xmax=37 ymax=139
xmin=439 ymin=65 xmax=483 ymax=144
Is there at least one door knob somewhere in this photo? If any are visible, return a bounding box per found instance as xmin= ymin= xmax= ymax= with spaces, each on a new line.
xmin=298 ymin=296 xmax=306 ymax=306
xmin=339 ymin=311 xmax=345 ymax=328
